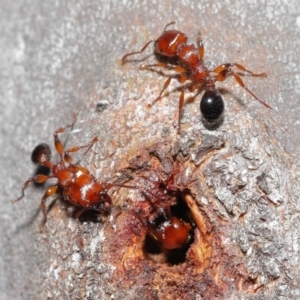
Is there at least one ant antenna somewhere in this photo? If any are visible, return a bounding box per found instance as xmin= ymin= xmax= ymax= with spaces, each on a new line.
xmin=121 ymin=40 xmax=155 ymax=64
xmin=163 ymin=21 xmax=176 ymax=31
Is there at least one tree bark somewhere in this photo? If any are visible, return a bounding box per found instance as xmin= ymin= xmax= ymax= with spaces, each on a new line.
xmin=1 ymin=1 xmax=300 ymax=299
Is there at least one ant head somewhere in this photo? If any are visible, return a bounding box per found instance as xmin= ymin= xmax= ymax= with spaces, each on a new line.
xmin=96 ymin=192 xmax=112 ymax=214
xmin=200 ymin=90 xmax=224 ymax=122
xmin=31 ymin=143 xmax=51 ymax=164
xmin=154 ymin=30 xmax=187 ymax=57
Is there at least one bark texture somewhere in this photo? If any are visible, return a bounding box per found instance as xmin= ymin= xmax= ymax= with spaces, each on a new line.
xmin=1 ymin=1 xmax=300 ymax=299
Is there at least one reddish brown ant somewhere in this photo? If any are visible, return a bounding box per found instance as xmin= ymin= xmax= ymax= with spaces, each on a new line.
xmin=122 ymin=22 xmax=271 ymax=131
xmin=133 ymin=167 xmax=194 ymax=254
xmin=146 ymin=212 xmax=192 ymax=251
xmin=13 ymin=118 xmax=134 ymax=224
xmin=134 ymin=202 xmax=193 ymax=253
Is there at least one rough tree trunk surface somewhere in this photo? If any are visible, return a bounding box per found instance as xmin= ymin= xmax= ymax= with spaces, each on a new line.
xmin=1 ymin=1 xmax=300 ymax=300
xmin=33 ymin=96 xmax=292 ymax=300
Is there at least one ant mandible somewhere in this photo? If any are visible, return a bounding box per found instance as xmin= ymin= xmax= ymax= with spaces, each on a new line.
xmin=13 ymin=117 xmax=134 ymax=224
xmin=122 ymin=22 xmax=271 ymax=132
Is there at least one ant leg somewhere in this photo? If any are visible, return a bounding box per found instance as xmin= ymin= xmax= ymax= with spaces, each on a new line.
xmin=174 ymin=82 xmax=197 ymax=134
xmin=214 ymin=67 xmax=271 ymax=109
xmin=178 ymin=90 xmax=185 ymax=134
xmin=54 ymin=115 xmax=78 ymax=160
xmin=150 ymin=76 xmax=172 ymax=106
xmin=64 ymin=137 xmax=98 ymax=164
xmin=214 ymin=63 xmax=267 ymax=77
xmin=40 ymin=185 xmax=58 ymax=224
xmin=141 ymin=62 xmax=186 ymax=74
xmin=148 ymin=70 xmax=188 ymax=107
xmin=197 ymin=33 xmax=204 ymax=60
xmin=231 ymin=72 xmax=271 ymax=108
xmin=101 ymin=182 xmax=137 ymax=192
xmin=12 ymin=174 xmax=51 ymax=203
xmin=75 ymin=207 xmax=87 ymax=219
xmin=233 ymin=63 xmax=267 ymax=77
xmin=121 ymin=40 xmax=154 ymax=64
xmin=62 ymin=113 xmax=78 ymax=149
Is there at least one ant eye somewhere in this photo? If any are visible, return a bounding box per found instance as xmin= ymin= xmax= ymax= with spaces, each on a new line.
xmin=31 ymin=143 xmax=51 ymax=164
xmin=200 ymin=90 xmax=224 ymax=121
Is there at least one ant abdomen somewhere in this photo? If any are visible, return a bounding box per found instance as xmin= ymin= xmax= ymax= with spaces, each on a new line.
xmin=200 ymin=90 xmax=224 ymax=121
xmin=31 ymin=143 xmax=51 ymax=164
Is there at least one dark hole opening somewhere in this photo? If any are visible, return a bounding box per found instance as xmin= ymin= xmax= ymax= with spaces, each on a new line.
xmin=143 ymin=192 xmax=195 ymax=265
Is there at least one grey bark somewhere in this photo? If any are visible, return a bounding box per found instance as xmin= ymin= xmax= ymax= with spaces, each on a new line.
xmin=1 ymin=0 xmax=300 ymax=299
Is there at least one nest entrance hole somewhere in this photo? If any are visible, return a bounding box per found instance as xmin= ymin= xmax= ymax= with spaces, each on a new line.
xmin=143 ymin=192 xmax=195 ymax=265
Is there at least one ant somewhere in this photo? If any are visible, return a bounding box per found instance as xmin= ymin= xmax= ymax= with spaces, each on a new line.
xmin=13 ymin=117 xmax=134 ymax=224
xmin=133 ymin=168 xmax=194 ymax=253
xmin=122 ymin=22 xmax=271 ymax=131
xmin=134 ymin=202 xmax=193 ymax=253
xmin=145 ymin=211 xmax=192 ymax=251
